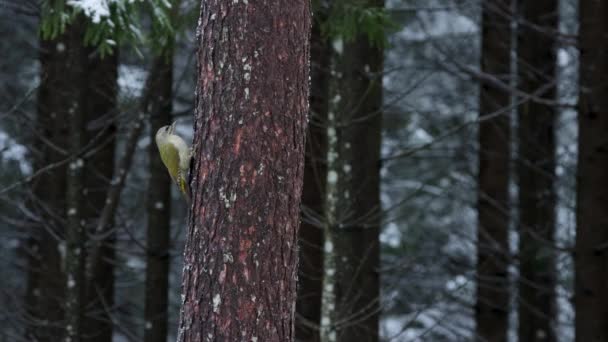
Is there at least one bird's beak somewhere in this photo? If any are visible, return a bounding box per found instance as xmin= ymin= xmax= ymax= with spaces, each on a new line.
xmin=170 ymin=122 xmax=177 ymax=134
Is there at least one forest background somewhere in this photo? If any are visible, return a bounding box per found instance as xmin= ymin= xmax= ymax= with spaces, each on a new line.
xmin=0 ymin=0 xmax=599 ymax=341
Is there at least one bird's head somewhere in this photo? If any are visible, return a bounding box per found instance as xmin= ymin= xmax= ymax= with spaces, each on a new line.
xmin=156 ymin=122 xmax=177 ymax=143
xmin=157 ymin=121 xmax=176 ymax=136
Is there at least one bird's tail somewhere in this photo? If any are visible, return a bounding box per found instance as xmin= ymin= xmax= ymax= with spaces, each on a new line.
xmin=179 ymin=177 xmax=192 ymax=207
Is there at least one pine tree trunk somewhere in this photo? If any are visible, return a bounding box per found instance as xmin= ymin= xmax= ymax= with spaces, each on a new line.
xmin=475 ymin=1 xmax=512 ymax=341
xmin=320 ymin=2 xmax=384 ymax=341
xmin=296 ymin=11 xmax=331 ymax=342
xmin=575 ymin=1 xmax=608 ymax=341
xmin=63 ymin=15 xmax=89 ymax=342
xmin=332 ymin=38 xmax=382 ymax=342
xmin=516 ymin=1 xmax=558 ymax=341
xmin=82 ymin=48 xmax=118 ymax=342
xmin=26 ymin=16 xmax=88 ymax=342
xmin=144 ymin=53 xmax=174 ymax=342
xmin=176 ymin=0 xmax=310 ymax=341
xmin=25 ymin=35 xmax=70 ymax=342
xmin=27 ymin=13 xmax=119 ymax=341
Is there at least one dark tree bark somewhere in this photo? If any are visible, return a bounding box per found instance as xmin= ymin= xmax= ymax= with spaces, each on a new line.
xmin=296 ymin=9 xmax=331 ymax=342
xmin=475 ymin=1 xmax=512 ymax=341
xmin=63 ymin=16 xmax=89 ymax=342
xmin=320 ymin=1 xmax=383 ymax=341
xmin=25 ymin=16 xmax=88 ymax=342
xmin=25 ymin=32 xmax=71 ymax=342
xmin=144 ymin=53 xmax=174 ymax=342
xmin=82 ymin=48 xmax=119 ymax=342
xmin=176 ymin=0 xmax=311 ymax=341
xmin=332 ymin=39 xmax=383 ymax=342
xmin=516 ymin=1 xmax=558 ymax=341
xmin=26 ymin=10 xmax=119 ymax=341
xmin=575 ymin=1 xmax=608 ymax=341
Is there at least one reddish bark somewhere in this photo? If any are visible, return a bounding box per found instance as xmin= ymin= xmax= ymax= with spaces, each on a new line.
xmin=177 ymin=0 xmax=311 ymax=341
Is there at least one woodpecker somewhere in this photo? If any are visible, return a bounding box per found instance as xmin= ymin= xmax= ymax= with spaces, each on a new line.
xmin=155 ymin=121 xmax=191 ymax=204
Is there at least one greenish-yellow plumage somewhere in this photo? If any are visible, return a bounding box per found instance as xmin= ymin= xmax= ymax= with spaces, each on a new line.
xmin=155 ymin=122 xmax=191 ymax=203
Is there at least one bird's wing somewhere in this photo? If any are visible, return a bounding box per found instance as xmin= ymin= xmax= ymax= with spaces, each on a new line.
xmin=167 ymin=135 xmax=190 ymax=170
xmin=158 ymin=141 xmax=181 ymax=183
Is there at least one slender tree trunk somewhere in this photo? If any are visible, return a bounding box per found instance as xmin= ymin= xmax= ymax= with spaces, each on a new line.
xmin=575 ymin=1 xmax=608 ymax=341
xmin=144 ymin=53 xmax=174 ymax=342
xmin=27 ymin=14 xmax=118 ymax=342
xmin=320 ymin=2 xmax=384 ymax=341
xmin=516 ymin=1 xmax=558 ymax=341
xmin=26 ymin=15 xmax=88 ymax=342
xmin=83 ymin=49 xmax=119 ymax=342
xmin=26 ymin=8 xmax=120 ymax=342
xmin=320 ymin=62 xmax=339 ymax=342
xmin=63 ymin=16 xmax=88 ymax=342
xmin=143 ymin=3 xmax=182 ymax=338
xmin=296 ymin=9 xmax=331 ymax=342
xmin=25 ymin=33 xmax=70 ymax=342
xmin=176 ymin=0 xmax=310 ymax=341
xmin=475 ymin=1 xmax=512 ymax=341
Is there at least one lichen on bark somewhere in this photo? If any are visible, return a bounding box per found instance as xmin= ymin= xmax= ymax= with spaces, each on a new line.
xmin=177 ymin=1 xmax=311 ymax=341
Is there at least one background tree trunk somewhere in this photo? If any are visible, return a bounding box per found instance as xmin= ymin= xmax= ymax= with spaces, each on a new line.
xmin=63 ymin=15 xmax=88 ymax=342
xmin=26 ymin=16 xmax=89 ymax=342
xmin=475 ymin=1 xmax=512 ymax=341
xmin=331 ymin=35 xmax=383 ymax=342
xmin=25 ymin=27 xmax=72 ymax=342
xmin=320 ymin=1 xmax=384 ymax=341
xmin=575 ymin=1 xmax=608 ymax=341
xmin=26 ymin=11 xmax=119 ymax=341
xmin=83 ymin=47 xmax=119 ymax=342
xmin=176 ymin=0 xmax=311 ymax=341
xmin=517 ymin=1 xmax=558 ymax=341
xmin=144 ymin=53 xmax=174 ymax=342
xmin=296 ymin=9 xmax=330 ymax=342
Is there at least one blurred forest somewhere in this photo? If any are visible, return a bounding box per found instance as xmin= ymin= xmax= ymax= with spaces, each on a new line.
xmin=0 ymin=0 xmax=605 ymax=341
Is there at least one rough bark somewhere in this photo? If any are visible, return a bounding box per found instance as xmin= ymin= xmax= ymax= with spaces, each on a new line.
xmin=296 ymin=10 xmax=330 ymax=342
xmin=82 ymin=48 xmax=119 ymax=342
xmin=575 ymin=1 xmax=608 ymax=341
xmin=320 ymin=1 xmax=384 ymax=341
xmin=176 ymin=0 xmax=311 ymax=341
xmin=144 ymin=53 xmax=174 ymax=342
xmin=516 ymin=1 xmax=558 ymax=341
xmin=475 ymin=1 xmax=511 ymax=341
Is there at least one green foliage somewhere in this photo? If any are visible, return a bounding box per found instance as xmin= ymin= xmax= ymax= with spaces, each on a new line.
xmin=39 ymin=0 xmax=186 ymax=58
xmin=39 ymin=1 xmax=70 ymax=41
xmin=147 ymin=0 xmax=178 ymax=58
xmin=320 ymin=1 xmax=395 ymax=47
xmin=39 ymin=0 xmax=146 ymax=57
